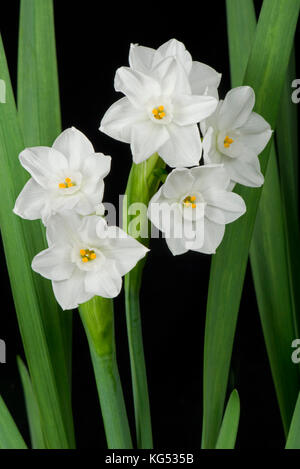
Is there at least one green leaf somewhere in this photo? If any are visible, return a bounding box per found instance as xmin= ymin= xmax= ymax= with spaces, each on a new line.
xmin=17 ymin=0 xmax=75 ymax=446
xmin=286 ymin=391 xmax=300 ymax=449
xmin=17 ymin=357 xmax=45 ymax=449
xmin=227 ymin=0 xmax=299 ymax=436
xmin=250 ymin=146 xmax=299 ymax=434
xmin=0 ymin=34 xmax=70 ymax=448
xmin=275 ymin=48 xmax=300 ymax=335
xmin=226 ymin=0 xmax=256 ymax=85
xmin=0 ymin=396 xmax=27 ymax=449
xmin=215 ymin=390 xmax=240 ymax=449
xmin=79 ymin=298 xmax=133 ymax=449
xmin=18 ymin=0 xmax=61 ymax=147
xmin=202 ymin=0 xmax=300 ymax=449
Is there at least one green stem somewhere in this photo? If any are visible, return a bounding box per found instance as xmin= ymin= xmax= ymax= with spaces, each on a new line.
xmin=123 ymin=153 xmax=165 ymax=448
xmin=79 ymin=297 xmax=132 ymax=449
xmin=124 ymin=260 xmax=152 ymax=448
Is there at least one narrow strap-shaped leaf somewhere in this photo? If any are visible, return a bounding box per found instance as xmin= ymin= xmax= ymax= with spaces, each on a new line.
xmin=227 ymin=0 xmax=300 ymax=435
xmin=202 ymin=0 xmax=300 ymax=449
xmin=286 ymin=390 xmax=300 ymax=449
xmin=276 ymin=49 xmax=299 ymax=223
xmin=17 ymin=0 xmax=75 ymax=446
xmin=215 ymin=390 xmax=240 ymax=449
xmin=79 ymin=297 xmax=133 ymax=449
xmin=0 ymin=396 xmax=27 ymax=449
xmin=275 ymin=48 xmax=300 ymax=336
xmin=0 ymin=35 xmax=70 ymax=448
xmin=17 ymin=357 xmax=46 ymax=449
xmin=227 ymin=0 xmax=256 ymax=85
xmin=250 ymin=146 xmax=299 ymax=434
xmin=18 ymin=0 xmax=61 ymax=146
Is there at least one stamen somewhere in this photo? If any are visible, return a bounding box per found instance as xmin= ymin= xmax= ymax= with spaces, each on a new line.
xmin=224 ymin=136 xmax=234 ymax=148
xmin=58 ymin=177 xmax=76 ymax=189
xmin=152 ymin=105 xmax=166 ymax=120
xmin=80 ymin=248 xmax=97 ymax=262
xmin=183 ymin=196 xmax=197 ymax=208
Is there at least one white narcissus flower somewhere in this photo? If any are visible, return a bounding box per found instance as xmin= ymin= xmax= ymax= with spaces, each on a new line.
xmin=14 ymin=127 xmax=111 ymax=224
xmin=148 ymin=165 xmax=246 ymax=255
xmin=201 ymin=86 xmax=272 ymax=188
xmin=32 ymin=213 xmax=149 ymax=310
xmin=100 ymin=56 xmax=218 ymax=167
xmin=129 ymin=38 xmax=222 ymax=99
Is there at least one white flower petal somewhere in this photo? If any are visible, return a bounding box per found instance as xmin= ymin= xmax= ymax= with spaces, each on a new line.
xmin=52 ymin=269 xmax=92 ymax=310
xmin=240 ymin=111 xmax=272 ymax=154
xmin=201 ymin=101 xmax=222 ymax=134
xmin=203 ymin=188 xmax=246 ymax=224
xmin=19 ymin=147 xmax=68 ymax=188
xmin=131 ymin=120 xmax=169 ymax=164
xmin=82 ymin=153 xmax=111 ymax=180
xmin=173 ymin=94 xmax=218 ymax=126
xmin=84 ymin=259 xmax=122 ymax=298
xmin=190 ymin=165 xmax=230 ymax=192
xmin=151 ymin=55 xmax=191 ymax=96
xmin=163 ymin=168 xmax=194 ymax=199
xmin=13 ymin=178 xmax=48 ymax=220
xmin=77 ymin=214 xmax=107 ymax=247
xmin=32 ymin=245 xmax=75 ymax=281
xmin=202 ymin=126 xmax=223 ymax=165
xmin=203 ymin=146 xmax=223 ymax=165
xmin=100 ymin=97 xmax=147 ymax=143
xmin=147 ymin=187 xmax=167 ymax=231
xmin=189 ymin=61 xmax=221 ymax=97
xmin=165 ymin=235 xmax=188 ymax=256
xmin=129 ymin=44 xmax=155 ymax=73
xmin=183 ymin=217 xmax=205 ymax=250
xmin=50 ymin=193 xmax=82 ymax=215
xmin=46 ymin=212 xmax=82 ymax=246
xmin=114 ymin=66 xmax=161 ymax=107
xmin=193 ymin=217 xmax=225 ymax=254
xmin=159 ymin=123 xmax=202 ymax=167
xmin=52 ymin=127 xmax=94 ymax=170
xmin=225 ymin=150 xmax=264 ymax=187
xmin=75 ymin=182 xmax=104 ymax=216
xmin=218 ymin=86 xmax=255 ymax=131
xmin=101 ymin=227 xmax=149 ymax=276
xmin=154 ymin=39 xmax=193 ymax=75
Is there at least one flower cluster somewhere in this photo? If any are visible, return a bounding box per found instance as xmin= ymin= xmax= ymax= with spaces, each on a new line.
xmin=100 ymin=39 xmax=272 ymax=255
xmin=14 ymin=38 xmax=272 ymax=310
xmin=14 ymin=127 xmax=148 ymax=310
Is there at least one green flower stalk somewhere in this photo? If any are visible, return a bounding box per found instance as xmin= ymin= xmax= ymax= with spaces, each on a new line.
xmin=123 ymin=153 xmax=166 ymax=448
xmin=80 ymin=297 xmax=133 ymax=449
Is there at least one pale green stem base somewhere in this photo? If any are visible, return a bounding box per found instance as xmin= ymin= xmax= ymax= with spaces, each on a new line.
xmin=79 ymin=297 xmax=132 ymax=449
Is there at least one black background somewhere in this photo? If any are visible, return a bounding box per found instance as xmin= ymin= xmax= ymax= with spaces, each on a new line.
xmin=0 ymin=0 xmax=298 ymax=449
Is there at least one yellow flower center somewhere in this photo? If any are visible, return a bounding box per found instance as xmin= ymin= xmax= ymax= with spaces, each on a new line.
xmin=224 ymin=136 xmax=234 ymax=148
xmin=80 ymin=249 xmax=97 ymax=263
xmin=152 ymin=105 xmax=166 ymax=120
xmin=183 ymin=195 xmax=197 ymax=209
xmin=58 ymin=177 xmax=76 ymax=189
